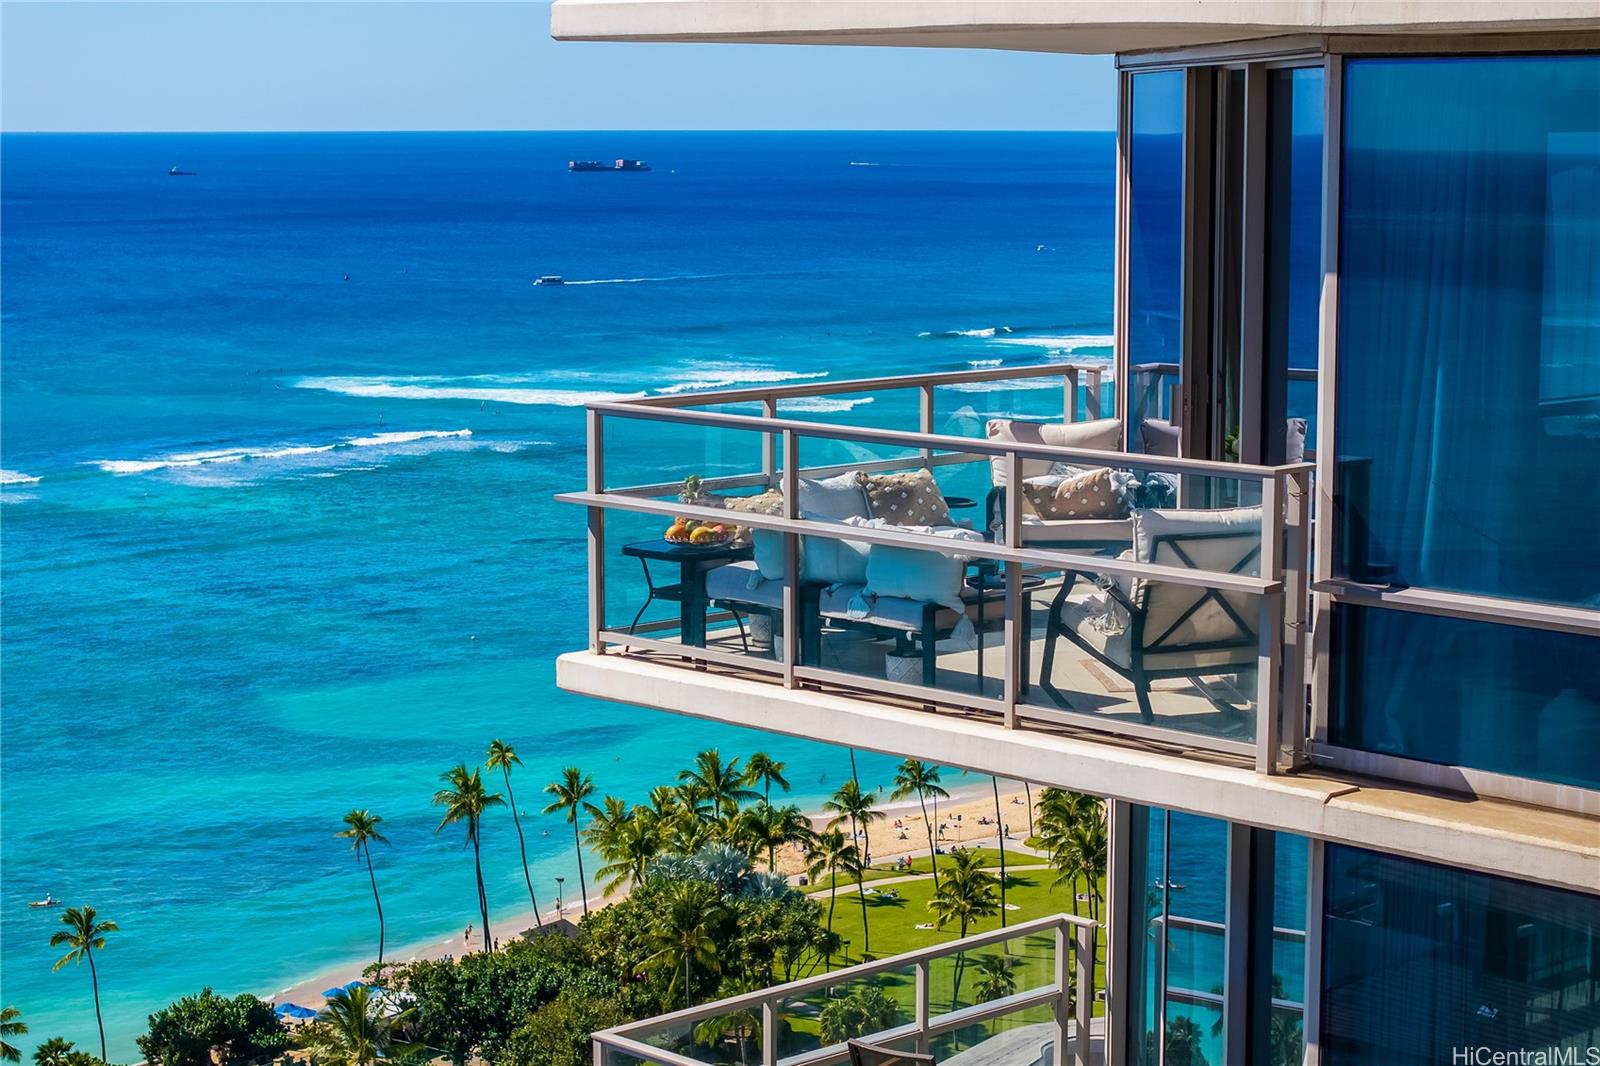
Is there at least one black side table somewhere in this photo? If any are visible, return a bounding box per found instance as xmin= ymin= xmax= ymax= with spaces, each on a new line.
xmin=966 ymin=561 xmax=1046 ymax=695
xmin=622 ymin=539 xmax=753 ymax=649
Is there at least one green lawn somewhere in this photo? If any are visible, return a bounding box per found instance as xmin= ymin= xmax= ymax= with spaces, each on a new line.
xmin=808 ymin=848 xmax=1049 ymax=891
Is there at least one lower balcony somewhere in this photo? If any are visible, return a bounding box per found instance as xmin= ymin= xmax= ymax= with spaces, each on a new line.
xmin=592 ymin=914 xmax=1101 ymax=1066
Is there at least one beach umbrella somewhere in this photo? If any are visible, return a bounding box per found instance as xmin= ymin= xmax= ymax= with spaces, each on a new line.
xmin=274 ymin=1003 xmax=318 ymax=1020
xmin=321 ymin=980 xmax=364 ymax=998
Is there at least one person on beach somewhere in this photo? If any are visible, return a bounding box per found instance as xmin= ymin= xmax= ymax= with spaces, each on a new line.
xmin=464 ymin=924 xmax=473 ymax=949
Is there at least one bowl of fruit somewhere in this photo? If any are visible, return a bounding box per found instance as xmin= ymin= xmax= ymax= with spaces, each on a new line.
xmin=665 ymin=518 xmax=732 ymax=546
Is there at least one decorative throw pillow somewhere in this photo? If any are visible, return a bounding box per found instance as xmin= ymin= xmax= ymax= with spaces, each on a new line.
xmin=858 ymin=468 xmax=952 ymax=527
xmin=1021 ymin=467 xmax=1126 ymax=520
xmin=846 ymin=519 xmax=983 ymax=611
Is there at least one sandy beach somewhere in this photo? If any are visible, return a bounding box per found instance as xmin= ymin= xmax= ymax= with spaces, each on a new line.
xmin=271 ymin=780 xmax=1042 ymax=1008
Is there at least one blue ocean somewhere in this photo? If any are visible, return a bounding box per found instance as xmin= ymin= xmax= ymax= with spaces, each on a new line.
xmin=0 ymin=131 xmax=1117 ymax=1058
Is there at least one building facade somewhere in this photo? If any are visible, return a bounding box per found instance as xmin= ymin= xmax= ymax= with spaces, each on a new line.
xmin=552 ymin=5 xmax=1599 ymax=1063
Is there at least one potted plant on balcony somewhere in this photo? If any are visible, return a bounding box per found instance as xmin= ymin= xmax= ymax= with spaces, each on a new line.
xmin=679 ymin=474 xmax=708 ymax=507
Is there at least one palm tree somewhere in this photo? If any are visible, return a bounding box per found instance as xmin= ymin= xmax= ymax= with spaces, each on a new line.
xmin=311 ymin=984 xmax=420 ymax=1066
xmin=929 ymin=849 xmax=1000 ymax=938
xmin=742 ymin=803 xmax=811 ymax=872
xmin=678 ymin=750 xmax=759 ymax=817
xmin=822 ymin=779 xmax=884 ymax=868
xmin=805 ymin=828 xmax=860 ymax=949
xmin=1163 ymin=1016 xmax=1210 ymax=1066
xmin=890 ymin=760 xmax=949 ymax=894
xmin=594 ymin=808 xmax=663 ymax=896
xmin=485 ymin=739 xmax=543 ymax=930
xmin=1 ymin=1007 xmax=27 ymax=1064
xmin=30 ymin=1039 xmax=82 ymax=1066
xmin=642 ymin=880 xmax=726 ymax=1009
xmin=432 ymin=763 xmax=504 ymax=948
xmin=336 ymin=809 xmax=390 ymax=965
xmin=1068 ymin=815 xmax=1108 ymax=924
xmin=543 ymin=767 xmax=598 ymax=916
xmin=582 ymin=795 xmax=632 ymax=856
xmin=991 ymin=776 xmax=1009 ymax=928
xmin=971 ymin=953 xmax=1021 ymax=1002
xmin=743 ymin=752 xmax=790 ymax=807
xmin=49 ymin=906 xmax=118 ymax=1061
xmin=1024 ymin=782 xmax=1035 ymax=838
xmin=929 ymin=851 xmax=999 ymax=1010
xmin=1038 ymin=789 xmax=1099 ymax=917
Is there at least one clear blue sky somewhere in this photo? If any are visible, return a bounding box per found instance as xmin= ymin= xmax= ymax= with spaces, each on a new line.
xmin=0 ymin=2 xmax=1115 ymax=132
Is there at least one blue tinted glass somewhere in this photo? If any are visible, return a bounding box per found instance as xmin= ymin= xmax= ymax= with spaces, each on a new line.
xmin=1128 ymin=70 xmax=1185 ymax=455
xmin=1335 ymin=56 xmax=1600 ymax=603
xmin=1323 ymin=846 xmax=1600 ymax=1065
xmin=1332 ymin=605 xmax=1600 ymax=789
xmin=1266 ymin=67 xmax=1324 ymax=455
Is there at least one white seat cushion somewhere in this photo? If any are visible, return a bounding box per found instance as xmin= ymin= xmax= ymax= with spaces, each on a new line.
xmin=1057 ymin=581 xmax=1256 ymax=673
xmin=817 ymin=583 xmax=967 ymax=633
xmin=705 ymin=560 xmax=785 ymax=610
xmin=1018 ymin=515 xmax=1134 ymax=546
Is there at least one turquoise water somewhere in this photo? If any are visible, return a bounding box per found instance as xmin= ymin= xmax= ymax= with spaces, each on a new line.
xmin=0 ymin=131 xmax=1114 ymax=1057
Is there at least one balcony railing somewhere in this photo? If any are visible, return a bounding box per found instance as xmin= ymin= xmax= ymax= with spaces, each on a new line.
xmin=591 ymin=913 xmax=1100 ymax=1066
xmin=558 ymin=362 xmax=1312 ymax=773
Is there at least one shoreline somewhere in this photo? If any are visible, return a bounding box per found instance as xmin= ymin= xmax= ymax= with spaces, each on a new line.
xmin=270 ymin=779 xmax=1040 ymax=1008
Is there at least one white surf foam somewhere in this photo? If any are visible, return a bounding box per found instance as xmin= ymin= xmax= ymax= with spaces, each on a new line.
xmin=919 ymin=326 xmax=1014 ymax=339
xmin=93 ymin=429 xmax=481 ymax=476
xmin=0 ymin=469 xmax=41 ymax=485
xmin=988 ymin=333 xmax=1115 ymax=352
xmin=656 ymin=368 xmax=829 ymax=395
xmin=967 ymin=358 xmax=1004 ymax=369
xmin=781 ymin=396 xmax=876 ymax=414
xmin=294 ymin=377 xmax=646 ymax=406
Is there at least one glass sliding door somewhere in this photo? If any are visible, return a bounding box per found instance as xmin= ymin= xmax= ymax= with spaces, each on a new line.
xmin=1127 ymin=69 xmax=1187 ymax=457
xmin=1263 ymin=65 xmax=1324 ymax=463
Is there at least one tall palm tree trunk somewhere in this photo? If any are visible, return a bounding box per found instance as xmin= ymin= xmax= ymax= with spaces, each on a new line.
xmin=917 ymin=791 xmax=940 ymax=894
xmin=87 ymin=950 xmax=106 ymax=1062
xmin=363 ymin=842 xmax=386 ymax=965
xmin=471 ymin=831 xmax=492 ymax=949
xmin=856 ymin=877 xmax=870 ymax=955
xmin=1024 ymin=782 xmax=1034 ymax=838
xmin=684 ymin=953 xmax=692 ymax=1009
xmin=572 ymin=820 xmax=589 ymax=916
xmin=992 ymin=777 xmax=1008 ymax=928
xmin=502 ymin=773 xmax=543 ymax=929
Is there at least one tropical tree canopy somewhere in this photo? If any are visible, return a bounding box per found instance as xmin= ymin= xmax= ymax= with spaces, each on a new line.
xmin=0 ymin=1007 xmax=27 ymax=1065
xmin=928 ymin=849 xmax=1000 ymax=936
xmin=305 ymin=985 xmax=421 ymax=1066
xmin=137 ymin=988 xmax=288 ymax=1066
xmin=817 ymin=986 xmax=898 ymax=1046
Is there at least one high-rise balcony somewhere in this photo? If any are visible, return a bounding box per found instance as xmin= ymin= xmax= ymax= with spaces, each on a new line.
xmin=591 ymin=913 xmax=1101 ymax=1066
xmin=558 ymin=363 xmax=1310 ymax=773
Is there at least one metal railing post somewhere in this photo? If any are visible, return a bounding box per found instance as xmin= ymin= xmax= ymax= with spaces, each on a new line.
xmin=1283 ymin=467 xmax=1311 ymax=768
xmin=1073 ymin=923 xmax=1096 ymax=1066
xmin=762 ymin=396 xmax=778 ymax=487
xmin=1065 ymin=367 xmax=1080 ymax=423
xmin=919 ymin=383 xmax=935 ymax=467
xmin=1003 ymin=451 xmax=1024 ymax=728
xmin=1052 ymin=924 xmax=1069 ymax=1066
xmin=915 ymin=959 xmax=931 ymax=1056
xmin=587 ymin=409 xmax=606 ymax=655
xmin=761 ymin=999 xmax=778 ymax=1066
xmin=1087 ymin=368 xmax=1103 ymax=422
xmin=592 ymin=1037 xmax=605 ymax=1066
xmin=781 ymin=430 xmax=800 ymax=688
xmin=1255 ymin=473 xmax=1284 ymax=774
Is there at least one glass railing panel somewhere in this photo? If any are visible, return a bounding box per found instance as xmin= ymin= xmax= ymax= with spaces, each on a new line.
xmin=778 ymin=387 xmax=922 ymax=435
xmin=774 ymin=963 xmax=917 ymax=1060
xmin=925 ymin=930 xmax=1057 ymax=1020
xmin=601 ymin=415 xmax=774 ymax=498
xmin=928 ymin=996 xmax=1063 ymax=1064
xmin=1003 ymin=464 xmax=1266 ymax=577
xmin=594 ymin=1044 xmax=657 ymax=1066
xmin=597 ymin=504 xmax=787 ymax=669
xmin=1020 ymin=571 xmax=1261 ymax=745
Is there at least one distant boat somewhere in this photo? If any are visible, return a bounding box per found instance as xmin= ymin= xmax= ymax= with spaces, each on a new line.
xmin=168 ymin=165 xmax=196 ymax=176
xmin=567 ymin=159 xmax=651 ymax=172
xmin=30 ymin=894 xmax=60 ymax=908
xmin=534 ymin=276 xmax=564 ymax=286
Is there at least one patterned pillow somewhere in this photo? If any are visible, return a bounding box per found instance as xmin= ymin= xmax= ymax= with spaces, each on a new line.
xmin=1021 ymin=467 xmax=1127 ymax=520
xmin=719 ymin=489 xmax=785 ymax=547
xmin=857 ymin=469 xmax=952 ymax=527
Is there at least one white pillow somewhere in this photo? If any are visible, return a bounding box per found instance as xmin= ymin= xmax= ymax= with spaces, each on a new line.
xmin=849 ymin=519 xmax=984 ymax=611
xmin=985 ymin=418 xmax=1123 ymax=485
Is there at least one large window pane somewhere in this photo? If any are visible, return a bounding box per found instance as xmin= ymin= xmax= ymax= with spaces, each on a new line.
xmin=1128 ymin=70 xmax=1186 ymax=457
xmin=1322 ymin=845 xmax=1600 ymax=1065
xmin=1335 ymin=56 xmax=1600 ymax=604
xmin=1331 ymin=604 xmax=1600 ymax=790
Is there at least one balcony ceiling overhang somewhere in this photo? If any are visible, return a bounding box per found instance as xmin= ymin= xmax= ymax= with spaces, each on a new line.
xmin=549 ymin=0 xmax=1600 ymax=53
xmin=558 ymin=651 xmax=1600 ymax=896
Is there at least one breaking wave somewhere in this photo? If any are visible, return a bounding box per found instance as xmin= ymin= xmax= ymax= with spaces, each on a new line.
xmin=656 ymin=368 xmax=829 ymax=395
xmin=293 ymin=376 xmax=646 ymax=406
xmin=0 ymin=470 xmax=41 ymax=486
